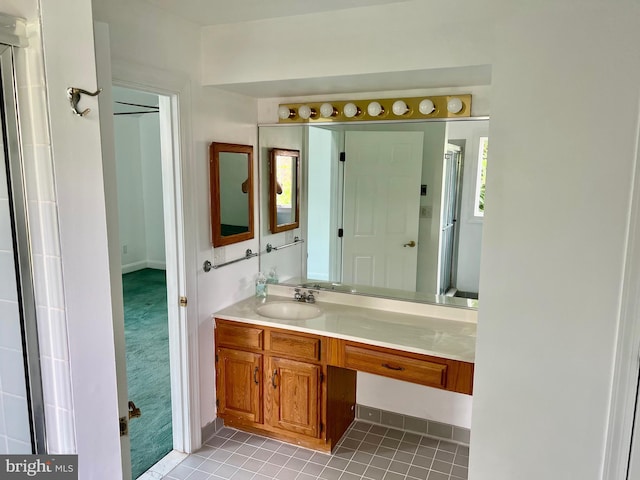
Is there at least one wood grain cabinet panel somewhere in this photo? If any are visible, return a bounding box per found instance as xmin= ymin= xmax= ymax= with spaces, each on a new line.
xmin=344 ymin=344 xmax=447 ymax=389
xmin=265 ymin=357 xmax=321 ymax=438
xmin=268 ymin=331 xmax=322 ymax=362
xmin=217 ymin=322 xmax=263 ymax=350
xmin=341 ymin=341 xmax=474 ymax=395
xmin=216 ymin=347 xmax=262 ymax=423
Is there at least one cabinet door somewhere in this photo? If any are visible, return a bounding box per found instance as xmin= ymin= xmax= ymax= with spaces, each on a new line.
xmin=265 ymin=357 xmax=321 ymax=438
xmin=217 ymin=348 xmax=262 ymax=423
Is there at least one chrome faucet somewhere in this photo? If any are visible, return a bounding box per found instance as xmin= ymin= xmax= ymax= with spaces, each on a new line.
xmin=294 ymin=288 xmax=317 ymax=303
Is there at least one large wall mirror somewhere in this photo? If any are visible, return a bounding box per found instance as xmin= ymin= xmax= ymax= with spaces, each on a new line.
xmin=259 ymin=118 xmax=488 ymax=309
xmin=210 ymin=142 xmax=254 ymax=247
xmin=269 ymin=148 xmax=300 ymax=233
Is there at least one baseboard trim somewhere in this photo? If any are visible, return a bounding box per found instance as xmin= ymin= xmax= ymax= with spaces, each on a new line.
xmin=122 ymin=260 xmax=167 ymax=274
xmin=356 ymin=404 xmax=470 ymax=445
xmin=201 ymin=417 xmax=224 ymax=444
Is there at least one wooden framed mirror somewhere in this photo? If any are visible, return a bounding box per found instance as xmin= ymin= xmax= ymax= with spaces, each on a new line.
xmin=269 ymin=148 xmax=300 ymax=233
xmin=210 ymin=142 xmax=254 ymax=247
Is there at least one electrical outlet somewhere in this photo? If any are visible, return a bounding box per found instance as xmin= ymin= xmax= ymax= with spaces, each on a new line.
xmin=122 ymin=244 xmax=127 ymax=254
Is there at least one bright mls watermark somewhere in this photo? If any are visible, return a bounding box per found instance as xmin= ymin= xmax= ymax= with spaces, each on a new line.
xmin=1 ymin=455 xmax=77 ymax=479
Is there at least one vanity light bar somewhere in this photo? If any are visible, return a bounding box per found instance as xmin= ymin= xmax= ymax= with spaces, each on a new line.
xmin=277 ymin=94 xmax=471 ymax=123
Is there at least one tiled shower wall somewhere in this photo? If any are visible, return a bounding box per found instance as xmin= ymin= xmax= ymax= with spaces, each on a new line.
xmin=12 ymin=20 xmax=76 ymax=454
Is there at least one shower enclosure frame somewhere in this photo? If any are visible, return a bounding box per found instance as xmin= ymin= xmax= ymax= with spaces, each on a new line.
xmin=0 ymin=42 xmax=47 ymax=453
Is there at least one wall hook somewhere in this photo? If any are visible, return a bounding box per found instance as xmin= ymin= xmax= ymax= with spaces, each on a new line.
xmin=66 ymin=87 xmax=102 ymax=117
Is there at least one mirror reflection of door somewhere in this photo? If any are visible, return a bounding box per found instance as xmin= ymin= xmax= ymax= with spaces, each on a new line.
xmin=219 ymin=152 xmax=250 ymax=236
xmin=342 ymin=131 xmax=424 ymax=290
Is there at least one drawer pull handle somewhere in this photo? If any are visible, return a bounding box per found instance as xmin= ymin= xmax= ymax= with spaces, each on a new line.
xmin=254 ymin=366 xmax=259 ymax=385
xmin=382 ymin=363 xmax=405 ymax=371
xmin=271 ymin=369 xmax=278 ymax=388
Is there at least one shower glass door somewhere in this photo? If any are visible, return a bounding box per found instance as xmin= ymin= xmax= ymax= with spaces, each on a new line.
xmin=0 ymin=43 xmax=45 ymax=453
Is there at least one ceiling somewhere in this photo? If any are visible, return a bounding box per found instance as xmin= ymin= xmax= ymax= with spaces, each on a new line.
xmin=131 ymin=0 xmax=491 ymax=98
xmin=142 ymin=0 xmax=413 ymax=26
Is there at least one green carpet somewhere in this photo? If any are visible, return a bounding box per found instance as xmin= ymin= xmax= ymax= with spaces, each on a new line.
xmin=122 ymin=268 xmax=172 ymax=479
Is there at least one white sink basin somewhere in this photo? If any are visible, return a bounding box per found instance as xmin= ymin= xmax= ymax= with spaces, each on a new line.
xmin=256 ymin=302 xmax=322 ymax=320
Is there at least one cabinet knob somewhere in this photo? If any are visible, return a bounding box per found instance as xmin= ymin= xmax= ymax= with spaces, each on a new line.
xmin=271 ymin=369 xmax=278 ymax=388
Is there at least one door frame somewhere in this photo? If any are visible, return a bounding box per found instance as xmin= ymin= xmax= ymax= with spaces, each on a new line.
xmin=111 ymin=67 xmax=200 ymax=454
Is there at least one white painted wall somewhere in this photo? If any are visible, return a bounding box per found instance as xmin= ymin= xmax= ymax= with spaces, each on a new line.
xmin=139 ymin=113 xmax=166 ymax=268
xmin=114 ymin=116 xmax=147 ymax=269
xmin=307 ymin=127 xmax=333 ymax=280
xmin=202 ymin=1 xmax=494 ymax=86
xmin=471 ymin=3 xmax=640 ymax=480
xmin=258 ymin=125 xmax=305 ymax=282
xmin=114 ymin=111 xmax=165 ymax=272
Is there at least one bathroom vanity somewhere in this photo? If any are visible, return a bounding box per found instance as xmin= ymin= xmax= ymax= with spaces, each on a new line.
xmin=213 ymin=289 xmax=476 ymax=452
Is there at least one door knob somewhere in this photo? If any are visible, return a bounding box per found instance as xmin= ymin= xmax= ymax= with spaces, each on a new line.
xmin=403 ymin=241 xmax=416 ymax=248
xmin=128 ymin=401 xmax=141 ymax=419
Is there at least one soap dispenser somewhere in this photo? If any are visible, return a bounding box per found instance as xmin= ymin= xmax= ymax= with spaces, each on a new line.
xmin=255 ymin=272 xmax=267 ymax=298
xmin=267 ymin=266 xmax=279 ymax=284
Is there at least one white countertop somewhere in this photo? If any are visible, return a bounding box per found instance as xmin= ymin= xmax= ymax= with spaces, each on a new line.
xmin=213 ymin=295 xmax=476 ymax=363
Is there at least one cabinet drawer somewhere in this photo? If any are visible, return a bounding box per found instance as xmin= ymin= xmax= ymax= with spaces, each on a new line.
xmin=268 ymin=331 xmax=321 ymax=362
xmin=216 ymin=321 xmax=263 ymax=350
xmin=344 ymin=344 xmax=447 ymax=389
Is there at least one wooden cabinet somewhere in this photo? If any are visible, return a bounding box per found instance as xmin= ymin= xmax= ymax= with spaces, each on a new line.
xmin=265 ymin=356 xmax=321 ymax=438
xmin=214 ymin=318 xmax=474 ymax=451
xmin=216 ymin=347 xmax=262 ymax=423
xmin=341 ymin=341 xmax=474 ymax=395
xmin=215 ymin=319 xmax=355 ymax=452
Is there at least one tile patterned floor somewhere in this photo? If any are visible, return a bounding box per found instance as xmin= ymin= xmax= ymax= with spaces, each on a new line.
xmin=164 ymin=421 xmax=469 ymax=480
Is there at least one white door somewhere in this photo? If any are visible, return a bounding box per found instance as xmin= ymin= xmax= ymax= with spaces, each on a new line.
xmin=94 ymin=22 xmax=133 ymax=479
xmin=342 ymin=131 xmax=424 ymax=290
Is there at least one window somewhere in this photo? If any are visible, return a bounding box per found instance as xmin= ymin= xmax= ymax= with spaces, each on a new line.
xmin=474 ymin=136 xmax=488 ymax=217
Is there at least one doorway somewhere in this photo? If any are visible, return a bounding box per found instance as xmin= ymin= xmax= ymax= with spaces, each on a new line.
xmin=112 ymin=86 xmax=174 ymax=478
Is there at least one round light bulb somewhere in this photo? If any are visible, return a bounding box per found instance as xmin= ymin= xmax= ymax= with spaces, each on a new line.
xmin=298 ymin=105 xmax=314 ymax=120
xmin=278 ymin=105 xmax=294 ymax=120
xmin=343 ymin=103 xmax=360 ymax=118
xmin=447 ymin=97 xmax=463 ymax=114
xmin=320 ymin=103 xmax=336 ymax=118
xmin=392 ymin=100 xmax=409 ymax=116
xmin=367 ymin=101 xmax=384 ymax=117
xmin=419 ymin=99 xmax=435 ymax=115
